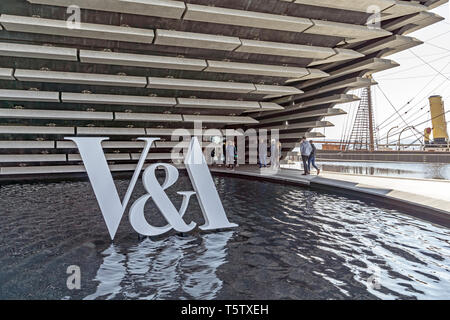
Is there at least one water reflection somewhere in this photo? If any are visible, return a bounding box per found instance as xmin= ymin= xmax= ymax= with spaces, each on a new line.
xmin=84 ymin=245 xmax=126 ymax=300
xmin=283 ymin=161 xmax=450 ymax=180
xmin=84 ymin=232 xmax=234 ymax=300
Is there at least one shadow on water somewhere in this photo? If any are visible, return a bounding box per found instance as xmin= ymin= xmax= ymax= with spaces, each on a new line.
xmin=0 ymin=173 xmax=449 ymax=300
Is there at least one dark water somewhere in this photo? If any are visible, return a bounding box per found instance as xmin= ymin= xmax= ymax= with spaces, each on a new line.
xmin=0 ymin=174 xmax=449 ymax=300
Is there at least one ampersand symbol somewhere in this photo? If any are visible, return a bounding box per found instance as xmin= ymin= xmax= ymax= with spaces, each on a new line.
xmin=129 ymin=163 xmax=196 ymax=236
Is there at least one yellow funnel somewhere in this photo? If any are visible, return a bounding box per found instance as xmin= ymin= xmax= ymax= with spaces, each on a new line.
xmin=429 ymin=95 xmax=448 ymax=143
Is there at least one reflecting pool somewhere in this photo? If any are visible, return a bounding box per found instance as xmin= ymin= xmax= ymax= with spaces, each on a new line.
xmin=0 ymin=174 xmax=449 ymax=300
xmin=283 ymin=161 xmax=450 ymax=180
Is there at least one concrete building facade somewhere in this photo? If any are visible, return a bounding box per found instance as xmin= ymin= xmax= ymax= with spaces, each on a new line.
xmin=0 ymin=0 xmax=447 ymax=179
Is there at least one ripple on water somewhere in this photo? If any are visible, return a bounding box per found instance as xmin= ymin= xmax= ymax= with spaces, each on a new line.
xmin=0 ymin=173 xmax=449 ymax=300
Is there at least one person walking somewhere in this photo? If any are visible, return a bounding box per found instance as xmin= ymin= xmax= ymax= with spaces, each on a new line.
xmin=226 ymin=140 xmax=235 ymax=169
xmin=212 ymin=136 xmax=223 ymax=166
xmin=308 ymin=141 xmax=320 ymax=175
xmin=270 ymin=139 xmax=281 ymax=170
xmin=258 ymin=138 xmax=268 ymax=168
xmin=300 ymin=137 xmax=312 ymax=175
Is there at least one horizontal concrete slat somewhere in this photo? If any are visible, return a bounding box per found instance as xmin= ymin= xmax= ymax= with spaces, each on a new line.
xmin=27 ymin=0 xmax=187 ymax=20
xmin=57 ymin=140 xmax=200 ymax=149
xmin=265 ymin=120 xmax=334 ymax=130
xmin=155 ymin=29 xmax=241 ymax=51
xmin=57 ymin=140 xmax=145 ymax=149
xmin=0 ymin=163 xmax=160 ymax=175
xmin=14 ymin=69 xmax=148 ymax=87
xmin=182 ymin=115 xmax=258 ymax=124
xmin=0 ymin=125 xmax=75 ymax=134
xmin=236 ymin=39 xmax=335 ymax=59
xmin=0 ymin=140 xmax=55 ymax=148
xmin=258 ymin=108 xmax=346 ymax=124
xmin=0 ymin=154 xmax=66 ymax=162
xmin=176 ymin=98 xmax=260 ymax=110
xmin=147 ymin=77 xmax=256 ymax=93
xmin=131 ymin=153 xmax=184 ymax=160
xmin=61 ymin=92 xmax=177 ymax=106
xmin=76 ymin=127 xmax=146 ymax=135
xmin=0 ymin=68 xmax=14 ymax=80
xmin=0 ymin=14 xmax=155 ymax=43
xmin=115 ymin=113 xmax=183 ymax=122
xmin=0 ymin=89 xmax=60 ymax=102
xmin=79 ymin=50 xmax=207 ymax=71
xmin=1 ymin=165 xmax=86 ymax=175
xmin=68 ymin=153 xmax=131 ymax=161
xmin=0 ymin=108 xmax=113 ymax=121
xmin=145 ymin=128 xmax=244 ymax=136
xmin=0 ymin=42 xmax=78 ymax=61
xmin=155 ymin=141 xmax=206 ymax=148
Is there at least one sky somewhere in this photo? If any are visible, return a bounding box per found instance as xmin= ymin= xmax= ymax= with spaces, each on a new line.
xmin=317 ymin=3 xmax=450 ymax=146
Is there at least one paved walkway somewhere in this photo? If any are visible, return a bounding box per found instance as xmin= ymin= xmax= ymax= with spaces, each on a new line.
xmin=210 ymin=165 xmax=450 ymax=227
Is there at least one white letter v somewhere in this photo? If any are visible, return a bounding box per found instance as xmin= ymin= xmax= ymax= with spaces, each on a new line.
xmin=65 ymin=137 xmax=159 ymax=240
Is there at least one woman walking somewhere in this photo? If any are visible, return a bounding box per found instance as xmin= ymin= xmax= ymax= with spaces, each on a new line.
xmin=308 ymin=141 xmax=320 ymax=175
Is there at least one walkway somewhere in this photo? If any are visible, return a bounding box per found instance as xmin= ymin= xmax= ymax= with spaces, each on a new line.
xmin=210 ymin=166 xmax=450 ymax=227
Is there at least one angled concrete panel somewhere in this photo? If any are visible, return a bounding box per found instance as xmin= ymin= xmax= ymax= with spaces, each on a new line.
xmin=307 ymin=19 xmax=391 ymax=42
xmin=252 ymin=84 xmax=303 ymax=96
xmin=184 ymin=4 xmax=312 ymax=32
xmin=205 ymin=60 xmax=311 ymax=78
xmin=290 ymin=0 xmax=395 ymax=12
xmin=308 ymin=48 xmax=365 ymax=67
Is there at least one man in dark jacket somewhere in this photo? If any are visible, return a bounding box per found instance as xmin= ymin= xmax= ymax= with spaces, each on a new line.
xmin=299 ymin=137 xmax=312 ymax=175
